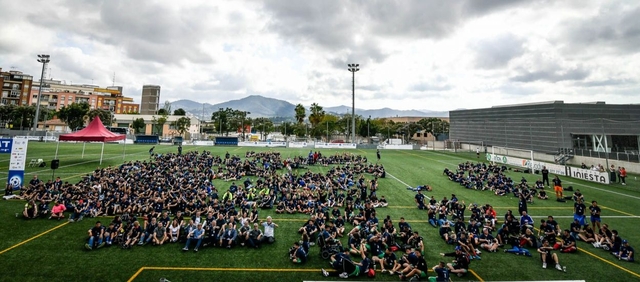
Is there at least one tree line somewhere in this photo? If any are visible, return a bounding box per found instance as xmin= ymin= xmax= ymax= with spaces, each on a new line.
xmin=207 ymin=103 xmax=449 ymax=142
xmin=0 ymin=103 xmax=192 ymax=137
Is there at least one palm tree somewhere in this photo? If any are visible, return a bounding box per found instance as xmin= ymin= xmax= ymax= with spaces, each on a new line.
xmin=294 ymin=104 xmax=306 ymax=124
xmin=308 ymin=103 xmax=324 ymax=127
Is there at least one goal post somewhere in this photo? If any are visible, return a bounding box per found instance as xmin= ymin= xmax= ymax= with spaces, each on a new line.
xmin=450 ymin=140 xmax=485 ymax=153
xmin=490 ymin=145 xmax=534 ymax=174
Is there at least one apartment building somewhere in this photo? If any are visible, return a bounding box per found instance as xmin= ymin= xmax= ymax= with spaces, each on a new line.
xmin=0 ymin=68 xmax=33 ymax=106
xmin=29 ymin=79 xmax=138 ymax=112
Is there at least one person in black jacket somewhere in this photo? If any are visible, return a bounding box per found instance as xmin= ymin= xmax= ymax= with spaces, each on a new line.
xmin=440 ymin=246 xmax=470 ymax=277
xmin=399 ymin=249 xmax=428 ymax=281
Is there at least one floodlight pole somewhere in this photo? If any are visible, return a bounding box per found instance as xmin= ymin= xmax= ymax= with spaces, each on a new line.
xmin=34 ymin=54 xmax=50 ymax=131
xmin=348 ymin=64 xmax=359 ymax=144
xmin=367 ymin=115 xmax=370 ymax=139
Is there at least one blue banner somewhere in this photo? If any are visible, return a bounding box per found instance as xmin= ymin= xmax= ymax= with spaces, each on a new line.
xmin=8 ymin=170 xmax=24 ymax=190
xmin=0 ymin=138 xmax=12 ymax=154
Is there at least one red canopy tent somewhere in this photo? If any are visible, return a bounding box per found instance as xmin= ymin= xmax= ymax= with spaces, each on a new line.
xmin=56 ymin=116 xmax=126 ymax=164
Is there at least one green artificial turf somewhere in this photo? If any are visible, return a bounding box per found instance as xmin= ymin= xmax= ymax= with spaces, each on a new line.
xmin=1 ymin=143 xmax=639 ymax=282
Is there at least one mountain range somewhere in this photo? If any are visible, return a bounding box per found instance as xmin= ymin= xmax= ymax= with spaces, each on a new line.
xmin=169 ymin=95 xmax=448 ymax=120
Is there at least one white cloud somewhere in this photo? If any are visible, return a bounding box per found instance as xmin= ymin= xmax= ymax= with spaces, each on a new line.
xmin=0 ymin=0 xmax=639 ymax=112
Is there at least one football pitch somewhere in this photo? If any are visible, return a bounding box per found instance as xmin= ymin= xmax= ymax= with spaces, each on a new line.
xmin=1 ymin=142 xmax=640 ymax=282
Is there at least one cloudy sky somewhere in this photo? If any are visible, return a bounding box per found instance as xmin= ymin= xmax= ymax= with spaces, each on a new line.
xmin=1 ymin=0 xmax=639 ymax=112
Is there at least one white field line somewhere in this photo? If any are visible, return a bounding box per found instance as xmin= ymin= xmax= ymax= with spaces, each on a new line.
xmin=386 ymin=173 xmax=412 ymax=188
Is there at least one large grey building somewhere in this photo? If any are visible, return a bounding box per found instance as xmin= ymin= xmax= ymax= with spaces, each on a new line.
xmin=449 ymin=101 xmax=640 ymax=160
xmin=140 ymin=85 xmax=161 ymax=115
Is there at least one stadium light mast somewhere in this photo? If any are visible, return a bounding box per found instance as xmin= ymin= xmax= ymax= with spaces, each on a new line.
xmin=347 ymin=64 xmax=359 ymax=144
xmin=34 ymin=54 xmax=50 ymax=131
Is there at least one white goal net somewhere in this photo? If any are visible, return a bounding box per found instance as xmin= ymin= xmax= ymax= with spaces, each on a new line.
xmin=489 ymin=145 xmax=535 ymax=174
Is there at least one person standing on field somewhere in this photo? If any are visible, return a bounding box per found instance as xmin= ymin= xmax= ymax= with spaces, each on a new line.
xmin=619 ymin=167 xmax=627 ymax=185
xmin=541 ymin=166 xmax=550 ymax=187
xmin=553 ymin=176 xmax=564 ymax=201
xmin=609 ymin=165 xmax=617 ymax=183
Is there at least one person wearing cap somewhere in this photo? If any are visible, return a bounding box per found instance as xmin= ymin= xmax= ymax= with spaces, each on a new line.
xmin=613 ymin=240 xmax=635 ymax=262
xmin=537 ymin=239 xmax=566 ymax=271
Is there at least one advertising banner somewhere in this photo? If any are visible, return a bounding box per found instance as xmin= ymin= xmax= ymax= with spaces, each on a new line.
xmin=486 ymin=153 xmax=566 ymax=175
xmin=0 ymin=138 xmax=12 ymax=153
xmin=565 ymin=167 xmax=610 ymax=184
xmin=7 ymin=137 xmax=28 ymax=189
xmin=238 ymin=141 xmax=287 ymax=148
xmin=288 ymin=142 xmax=308 ymax=148
xmin=315 ymin=143 xmax=357 ymax=149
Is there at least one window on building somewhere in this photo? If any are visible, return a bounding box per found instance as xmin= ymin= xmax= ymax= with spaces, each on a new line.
xmin=572 ymin=134 xmax=592 ymax=150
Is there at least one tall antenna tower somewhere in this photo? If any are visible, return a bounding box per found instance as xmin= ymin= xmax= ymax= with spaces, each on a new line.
xmin=112 ymin=72 xmax=116 ymax=86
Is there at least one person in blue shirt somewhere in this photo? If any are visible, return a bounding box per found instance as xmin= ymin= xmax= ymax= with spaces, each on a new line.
xmin=219 ymin=223 xmax=238 ymax=249
xmin=183 ymin=223 xmax=205 ymax=252
xmin=573 ymin=198 xmax=587 ymax=227
xmin=429 ymin=261 xmax=451 ymax=282
xmin=415 ymin=190 xmax=426 ymax=210
xmin=399 ymin=249 xmax=428 ymax=281
xmin=85 ymin=221 xmax=105 ymax=250
xmin=519 ymin=211 xmax=534 ymax=233
xmin=322 ymin=244 xmax=374 ymax=278
xmin=613 ymin=240 xmax=635 ymax=262
xmin=291 ymin=241 xmax=308 ymax=264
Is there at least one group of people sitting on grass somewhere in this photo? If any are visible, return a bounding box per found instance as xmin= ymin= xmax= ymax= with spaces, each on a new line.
xmin=432 ymin=162 xmax=635 ymax=268
xmin=290 ymin=197 xmax=462 ymax=281
xmin=442 ymin=162 xmax=553 ymax=201
xmin=84 ymin=209 xmax=280 ymax=251
xmin=16 ymin=150 xmax=385 ymax=222
xmin=569 ymin=197 xmax=635 ymax=262
xmin=14 ymin=150 xmax=392 ymax=254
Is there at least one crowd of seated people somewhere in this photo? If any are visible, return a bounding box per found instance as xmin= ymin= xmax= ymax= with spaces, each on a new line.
xmin=15 ymin=150 xmax=389 ymax=255
xmin=442 ymin=162 xmax=551 ymax=201
xmin=312 ymin=199 xmax=435 ymax=280
xmin=436 ymin=161 xmax=635 ymax=269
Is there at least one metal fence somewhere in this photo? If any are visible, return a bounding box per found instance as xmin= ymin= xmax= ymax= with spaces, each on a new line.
xmin=572 ymin=148 xmax=640 ymax=163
